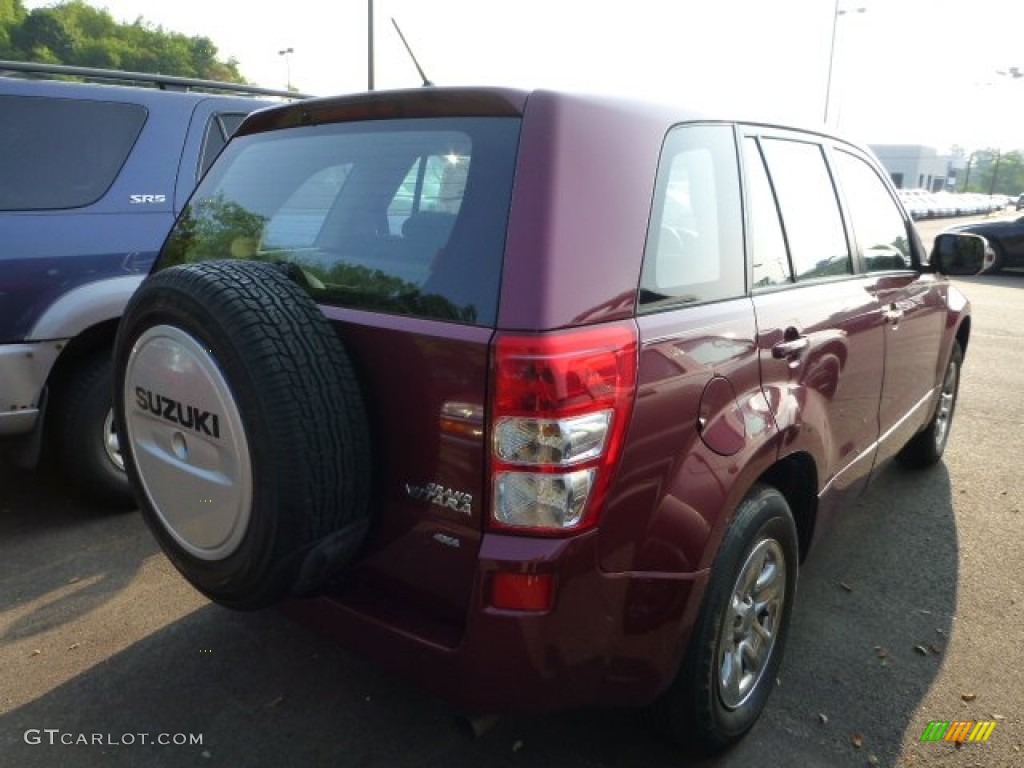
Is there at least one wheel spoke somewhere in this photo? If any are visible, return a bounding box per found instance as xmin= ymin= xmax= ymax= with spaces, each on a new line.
xmin=741 ymin=549 xmax=767 ymax=594
xmin=751 ymin=616 xmax=773 ymax=644
xmin=754 ymin=560 xmax=783 ymax=601
xmin=934 ymin=358 xmax=959 ymax=449
xmin=720 ymin=645 xmax=743 ymax=703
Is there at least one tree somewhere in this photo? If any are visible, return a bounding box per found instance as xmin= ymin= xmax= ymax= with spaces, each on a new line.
xmin=0 ymin=0 xmax=27 ymax=57
xmin=966 ymin=149 xmax=1024 ymax=196
xmin=1 ymin=0 xmax=246 ymax=83
xmin=11 ymin=8 xmax=76 ymax=61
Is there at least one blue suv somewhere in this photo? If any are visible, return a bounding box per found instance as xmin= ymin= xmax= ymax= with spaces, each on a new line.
xmin=0 ymin=61 xmax=304 ymax=506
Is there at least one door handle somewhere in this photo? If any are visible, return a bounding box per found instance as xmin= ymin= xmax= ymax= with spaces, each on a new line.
xmin=772 ymin=335 xmax=809 ymax=360
xmin=884 ymin=303 xmax=904 ymax=324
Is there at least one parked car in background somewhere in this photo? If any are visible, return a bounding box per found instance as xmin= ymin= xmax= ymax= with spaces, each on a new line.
xmin=0 ymin=60 xmax=305 ymax=506
xmin=898 ymin=189 xmax=930 ymax=220
xmin=945 ymin=214 xmax=1024 ymax=271
xmin=897 ymin=189 xmax=1005 ymax=220
xmin=110 ymin=86 xmax=983 ymax=751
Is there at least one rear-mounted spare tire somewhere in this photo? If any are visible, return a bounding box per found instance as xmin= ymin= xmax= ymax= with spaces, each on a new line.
xmin=113 ymin=260 xmax=371 ymax=610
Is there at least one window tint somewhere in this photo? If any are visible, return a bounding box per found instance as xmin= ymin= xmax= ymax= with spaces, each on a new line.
xmin=833 ymin=150 xmax=913 ymax=272
xmin=162 ymin=117 xmax=520 ymax=327
xmin=199 ymin=112 xmax=248 ymax=180
xmin=760 ymin=138 xmax=851 ymax=281
xmin=0 ymin=95 xmax=146 ymax=210
xmin=640 ymin=124 xmax=743 ymax=309
xmin=743 ymin=138 xmax=792 ymax=288
xmin=260 ymin=165 xmax=352 ymax=249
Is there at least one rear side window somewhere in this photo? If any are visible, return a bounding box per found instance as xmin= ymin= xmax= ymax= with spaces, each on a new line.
xmin=162 ymin=117 xmax=520 ymax=326
xmin=639 ymin=124 xmax=744 ymax=309
xmin=743 ymin=138 xmax=793 ymax=288
xmin=759 ymin=138 xmax=852 ymax=282
xmin=0 ymin=95 xmax=147 ymax=210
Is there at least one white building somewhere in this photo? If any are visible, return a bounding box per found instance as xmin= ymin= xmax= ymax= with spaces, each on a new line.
xmin=869 ymin=144 xmax=950 ymax=191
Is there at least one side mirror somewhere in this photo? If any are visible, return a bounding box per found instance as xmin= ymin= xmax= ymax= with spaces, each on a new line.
xmin=931 ymin=233 xmax=993 ymax=275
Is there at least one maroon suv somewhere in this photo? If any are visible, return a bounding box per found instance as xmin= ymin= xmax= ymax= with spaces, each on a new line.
xmin=112 ymin=87 xmax=983 ymax=750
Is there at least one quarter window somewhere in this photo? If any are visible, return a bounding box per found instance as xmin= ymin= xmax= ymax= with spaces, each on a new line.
xmin=639 ymin=124 xmax=744 ymax=309
xmin=833 ymin=150 xmax=913 ymax=272
xmin=759 ymin=138 xmax=852 ymax=282
xmin=199 ymin=112 xmax=248 ymax=180
xmin=0 ymin=95 xmax=146 ymax=210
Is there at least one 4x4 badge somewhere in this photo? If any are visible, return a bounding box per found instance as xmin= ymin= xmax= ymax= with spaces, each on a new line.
xmin=405 ymin=483 xmax=473 ymax=516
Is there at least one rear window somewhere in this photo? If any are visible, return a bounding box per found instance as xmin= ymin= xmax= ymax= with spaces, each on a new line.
xmin=161 ymin=117 xmax=521 ymax=326
xmin=0 ymin=95 xmax=147 ymax=210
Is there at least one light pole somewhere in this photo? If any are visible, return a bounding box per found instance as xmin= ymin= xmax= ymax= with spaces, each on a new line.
xmin=824 ymin=3 xmax=866 ymax=126
xmin=278 ymin=47 xmax=294 ymax=91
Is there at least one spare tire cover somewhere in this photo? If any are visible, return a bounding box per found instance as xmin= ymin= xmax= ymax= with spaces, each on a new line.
xmin=113 ymin=260 xmax=372 ymax=610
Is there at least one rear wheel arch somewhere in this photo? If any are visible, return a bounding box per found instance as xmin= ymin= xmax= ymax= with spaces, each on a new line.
xmin=757 ymin=453 xmax=818 ymax=562
xmin=44 ymin=318 xmax=121 ymax=396
xmin=696 ymin=443 xmax=819 ymax=573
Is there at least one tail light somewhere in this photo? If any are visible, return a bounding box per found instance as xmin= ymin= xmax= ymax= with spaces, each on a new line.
xmin=488 ymin=322 xmax=638 ymax=535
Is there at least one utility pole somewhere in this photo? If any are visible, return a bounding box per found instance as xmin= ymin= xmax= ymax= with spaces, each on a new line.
xmin=367 ymin=0 xmax=375 ymax=90
xmin=989 ymin=151 xmax=1002 ymax=196
xmin=962 ymin=153 xmax=974 ymax=192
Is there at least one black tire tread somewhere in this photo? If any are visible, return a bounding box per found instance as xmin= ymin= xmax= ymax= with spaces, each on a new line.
xmin=114 ymin=260 xmax=371 ymax=608
xmin=49 ymin=352 xmax=135 ymax=509
xmin=650 ymin=483 xmax=798 ymax=753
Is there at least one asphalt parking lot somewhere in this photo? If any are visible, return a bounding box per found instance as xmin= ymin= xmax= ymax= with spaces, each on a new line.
xmin=1 ymin=214 xmax=1022 ymax=768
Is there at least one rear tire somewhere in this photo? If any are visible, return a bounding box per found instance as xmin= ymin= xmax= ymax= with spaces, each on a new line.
xmin=114 ymin=260 xmax=372 ymax=610
xmin=50 ymin=353 xmax=135 ymax=509
xmin=651 ymin=484 xmax=798 ymax=752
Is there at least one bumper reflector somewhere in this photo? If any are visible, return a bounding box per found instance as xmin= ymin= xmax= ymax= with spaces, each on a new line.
xmin=490 ymin=572 xmax=554 ymax=611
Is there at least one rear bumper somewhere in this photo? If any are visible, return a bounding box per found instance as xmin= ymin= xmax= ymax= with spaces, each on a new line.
xmin=280 ymin=530 xmax=709 ymax=714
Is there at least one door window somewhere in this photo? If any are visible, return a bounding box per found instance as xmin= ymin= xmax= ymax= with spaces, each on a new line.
xmin=743 ymin=138 xmax=793 ymax=288
xmin=833 ymin=150 xmax=913 ymax=272
xmin=759 ymin=138 xmax=851 ymax=282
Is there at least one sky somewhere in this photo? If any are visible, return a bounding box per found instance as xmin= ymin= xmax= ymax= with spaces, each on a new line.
xmin=21 ymin=0 xmax=1024 ymax=152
